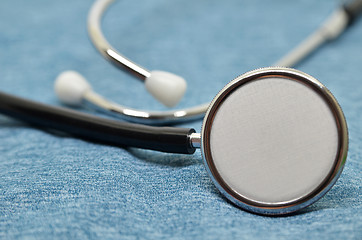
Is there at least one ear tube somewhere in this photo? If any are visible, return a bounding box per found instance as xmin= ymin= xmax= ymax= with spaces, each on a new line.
xmin=54 ymin=71 xmax=208 ymax=125
xmin=59 ymin=0 xmax=360 ymax=125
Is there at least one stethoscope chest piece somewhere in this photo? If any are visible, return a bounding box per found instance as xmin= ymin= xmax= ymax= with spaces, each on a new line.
xmin=201 ymin=67 xmax=348 ymax=215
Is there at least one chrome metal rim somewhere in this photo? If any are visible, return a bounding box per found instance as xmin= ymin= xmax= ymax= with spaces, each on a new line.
xmin=201 ymin=67 xmax=348 ymax=215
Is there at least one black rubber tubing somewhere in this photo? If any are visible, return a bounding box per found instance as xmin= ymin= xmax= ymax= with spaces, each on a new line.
xmin=0 ymin=91 xmax=196 ymax=154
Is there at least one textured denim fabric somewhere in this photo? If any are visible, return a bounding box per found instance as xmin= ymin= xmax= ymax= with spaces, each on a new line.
xmin=1 ymin=0 xmax=361 ymax=239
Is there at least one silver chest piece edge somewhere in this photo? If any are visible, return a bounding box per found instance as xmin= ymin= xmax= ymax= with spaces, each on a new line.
xmin=201 ymin=67 xmax=348 ymax=215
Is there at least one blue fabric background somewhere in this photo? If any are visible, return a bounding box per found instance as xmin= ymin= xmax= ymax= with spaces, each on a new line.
xmin=1 ymin=0 xmax=361 ymax=239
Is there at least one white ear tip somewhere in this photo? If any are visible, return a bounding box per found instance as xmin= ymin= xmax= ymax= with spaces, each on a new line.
xmin=54 ymin=71 xmax=91 ymax=106
xmin=145 ymin=71 xmax=187 ymax=107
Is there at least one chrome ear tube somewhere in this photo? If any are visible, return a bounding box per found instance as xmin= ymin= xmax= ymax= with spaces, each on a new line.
xmin=53 ymin=0 xmax=362 ymax=125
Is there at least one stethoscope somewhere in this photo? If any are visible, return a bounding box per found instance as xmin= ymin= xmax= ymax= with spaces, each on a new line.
xmin=0 ymin=0 xmax=361 ymax=215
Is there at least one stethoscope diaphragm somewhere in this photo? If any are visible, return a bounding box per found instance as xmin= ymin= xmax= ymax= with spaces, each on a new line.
xmin=200 ymin=68 xmax=348 ymax=215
